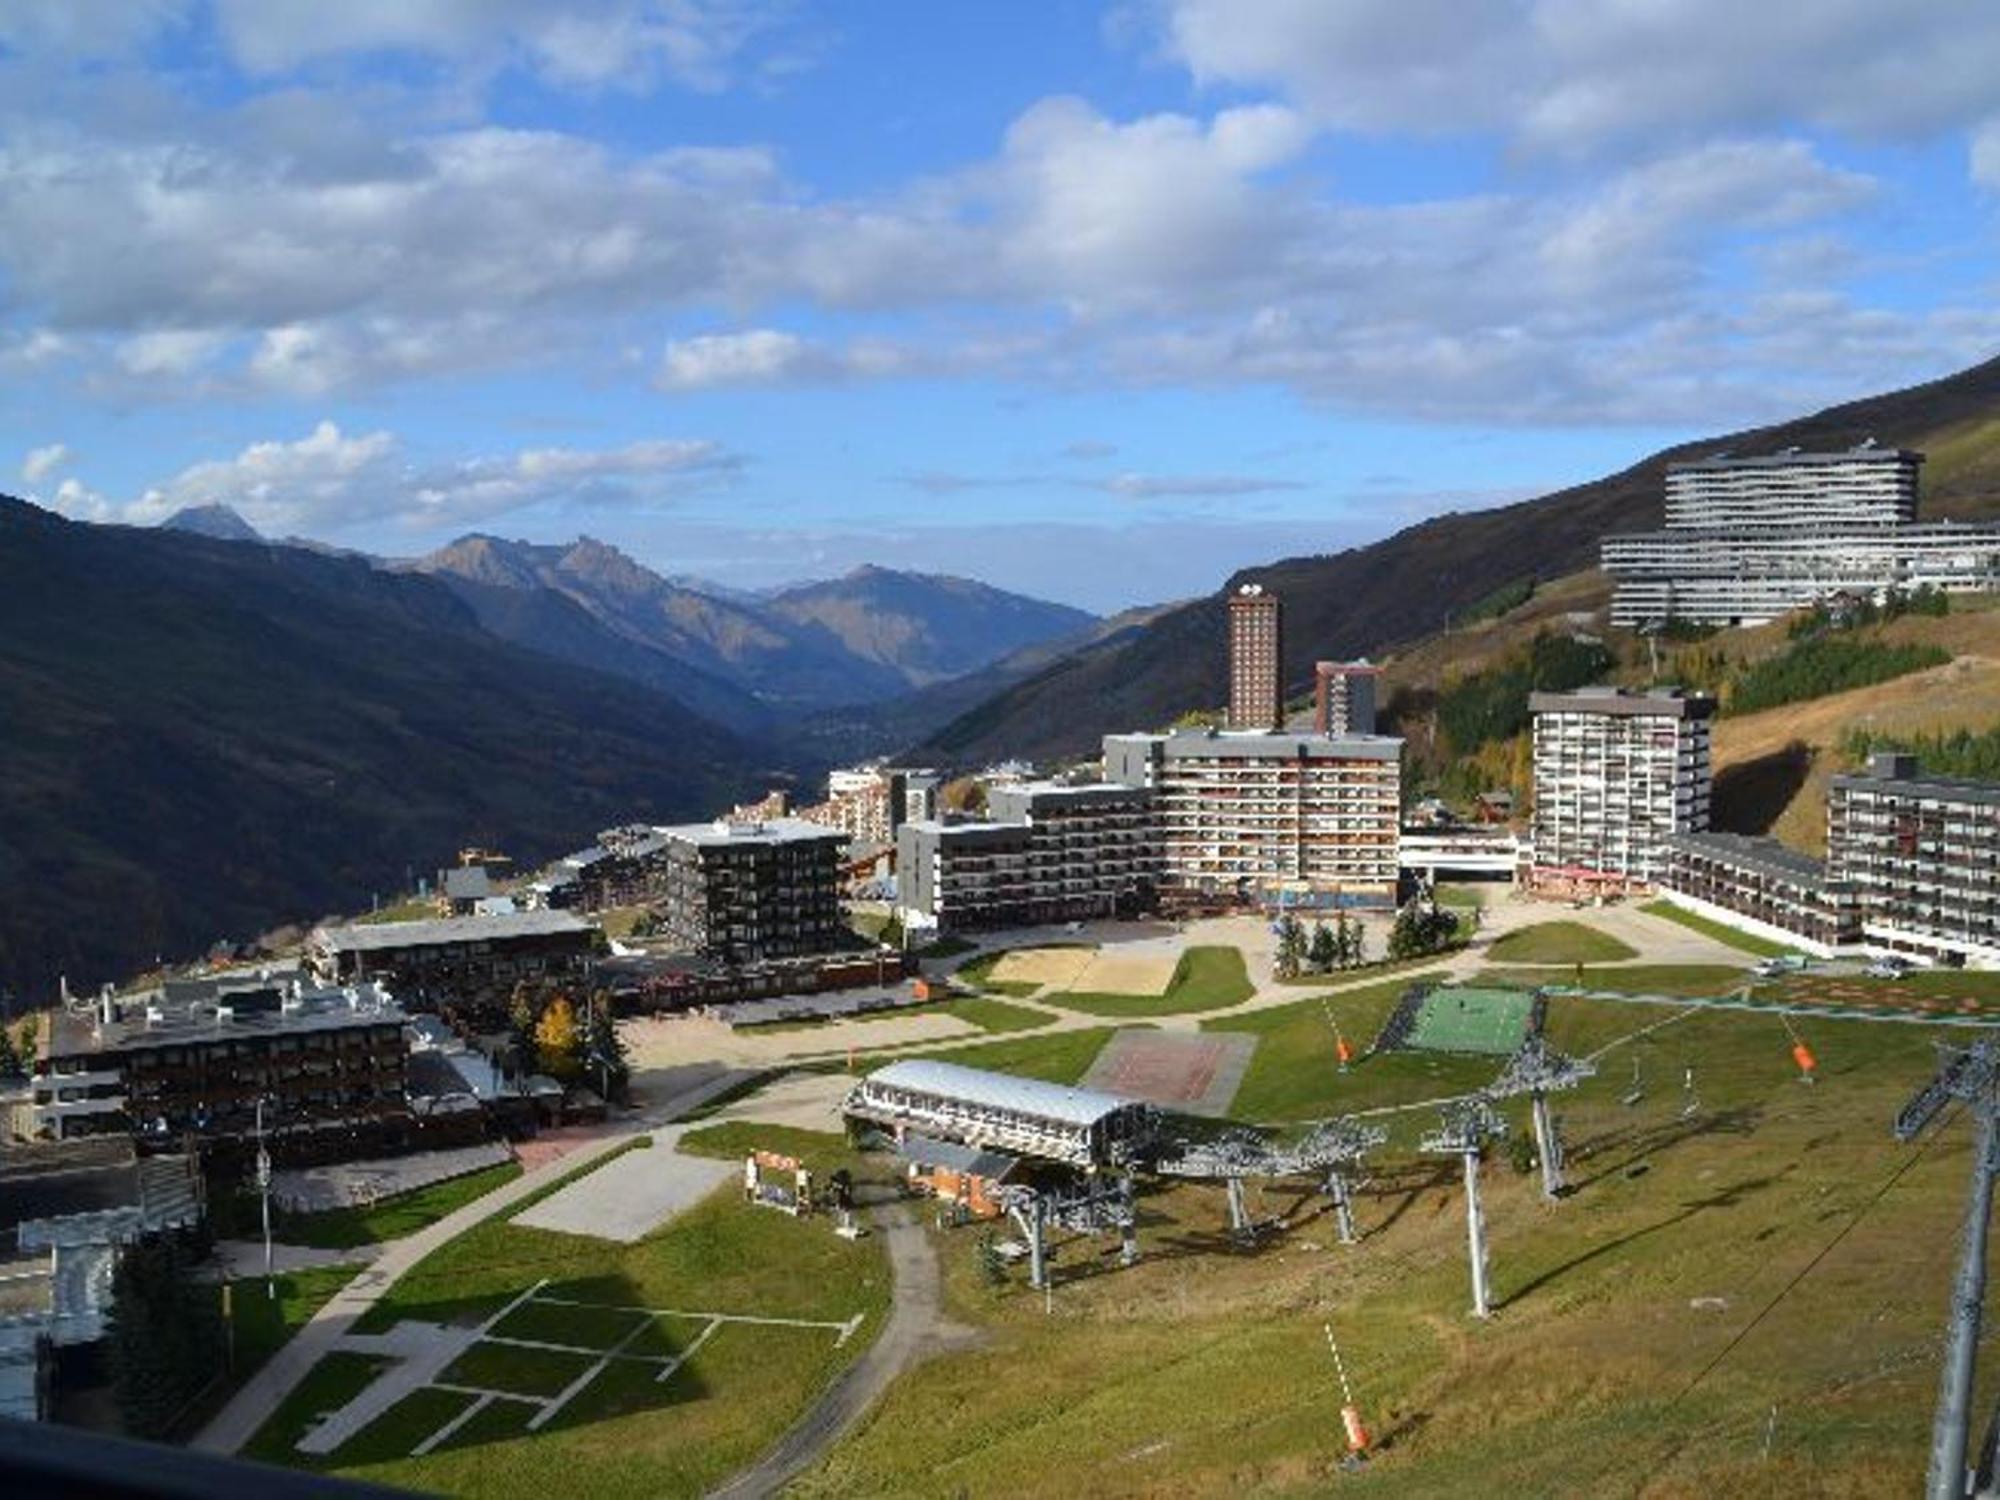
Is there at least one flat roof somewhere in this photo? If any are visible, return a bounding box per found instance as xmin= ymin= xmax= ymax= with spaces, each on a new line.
xmin=1669 ymin=446 xmax=1921 ymax=472
xmin=1157 ymin=729 xmax=1404 ymax=762
xmin=48 ymin=983 xmax=406 ymax=1059
xmin=655 ymin=816 xmax=850 ymax=848
xmin=1830 ymin=769 xmax=2000 ymax=809
xmin=894 ymin=1132 xmax=1022 ymax=1181
xmin=1666 ymin=831 xmax=1838 ymax=886
xmin=315 ymin=909 xmax=593 ymax=954
xmin=1530 ymin=686 xmax=1715 ymax=719
xmin=0 ymin=1139 xmax=141 ymax=1237
xmin=863 ymin=1058 xmax=1140 ymax=1129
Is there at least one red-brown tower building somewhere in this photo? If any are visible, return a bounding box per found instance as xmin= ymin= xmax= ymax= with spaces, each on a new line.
xmin=1227 ymin=584 xmax=1283 ymax=731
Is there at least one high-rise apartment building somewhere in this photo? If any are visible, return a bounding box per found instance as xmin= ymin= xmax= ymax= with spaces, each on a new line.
xmin=1529 ymin=687 xmax=1714 ymax=891
xmin=1604 ymin=444 xmax=2000 ymax=626
xmin=895 ymin=782 xmax=1158 ymax=932
xmin=1314 ymin=660 xmax=1380 ymax=736
xmin=1105 ymin=728 xmax=1402 ymax=904
xmin=1227 ymin=584 xmax=1283 ymax=731
xmin=655 ymin=818 xmax=847 ymax=963
xmin=1827 ymin=754 xmax=2000 ymax=967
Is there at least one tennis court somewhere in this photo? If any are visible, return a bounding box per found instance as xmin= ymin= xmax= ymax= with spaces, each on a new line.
xmin=1405 ymin=986 xmax=1535 ymax=1055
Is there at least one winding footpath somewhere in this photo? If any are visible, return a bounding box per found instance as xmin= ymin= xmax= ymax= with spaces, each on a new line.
xmin=707 ymin=1197 xmax=975 ymax=1500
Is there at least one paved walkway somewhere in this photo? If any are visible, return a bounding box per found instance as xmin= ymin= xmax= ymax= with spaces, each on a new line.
xmin=193 ymin=1066 xmax=757 ymax=1456
xmin=202 ymin=1239 xmax=381 ymax=1280
xmin=706 ymin=1198 xmax=975 ymax=1500
xmin=511 ymin=1129 xmax=736 ymax=1243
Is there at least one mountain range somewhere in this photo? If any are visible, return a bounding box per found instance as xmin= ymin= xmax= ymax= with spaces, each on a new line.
xmin=913 ymin=353 xmax=2000 ymax=765
xmin=17 ymin=350 xmax=2000 ymax=996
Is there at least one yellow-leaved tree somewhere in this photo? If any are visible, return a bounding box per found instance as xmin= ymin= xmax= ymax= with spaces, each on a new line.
xmin=533 ymin=993 xmax=583 ymax=1083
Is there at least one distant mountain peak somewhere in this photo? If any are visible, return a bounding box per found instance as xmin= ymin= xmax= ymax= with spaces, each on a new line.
xmin=160 ymin=504 xmax=261 ymax=543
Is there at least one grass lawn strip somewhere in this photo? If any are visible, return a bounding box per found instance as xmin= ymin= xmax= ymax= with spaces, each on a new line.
xmin=440 ymin=1340 xmax=602 ymax=1399
xmin=275 ymin=1161 xmax=525 ymax=1250
xmin=333 ymin=1387 xmax=479 ymax=1466
xmin=488 ymin=1297 xmax=652 ymax=1352
xmin=1047 ymin=946 xmax=1254 ymax=1017
xmin=1639 ymin=899 xmax=1800 ymax=958
xmin=871 ymin=1025 xmax=1124 ymax=1083
xmin=1487 ymin=920 xmax=1639 ymax=965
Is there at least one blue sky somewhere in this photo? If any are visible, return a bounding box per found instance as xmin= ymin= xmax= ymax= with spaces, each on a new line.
xmin=5 ymin=3 xmax=2000 ymax=611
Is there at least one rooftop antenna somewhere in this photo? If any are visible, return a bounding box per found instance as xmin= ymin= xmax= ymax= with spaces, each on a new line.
xmin=1486 ymin=1035 xmax=1596 ymax=1202
xmin=1894 ymin=1039 xmax=2000 ymax=1500
xmin=1421 ymin=1098 xmax=1507 ymax=1318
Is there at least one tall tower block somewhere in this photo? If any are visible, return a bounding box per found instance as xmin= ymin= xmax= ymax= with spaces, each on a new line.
xmin=1227 ymin=584 xmax=1283 ymax=731
xmin=1314 ymin=660 xmax=1381 ymax=736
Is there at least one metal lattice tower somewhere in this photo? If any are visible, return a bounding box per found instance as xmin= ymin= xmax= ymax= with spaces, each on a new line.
xmin=993 ymin=1175 xmax=1138 ymax=1290
xmin=1292 ymin=1118 xmax=1390 ymax=1245
xmin=1486 ymin=1036 xmax=1597 ymax=1201
xmin=1153 ymin=1129 xmax=1283 ymax=1239
xmin=1421 ymin=1098 xmax=1508 ymax=1318
xmin=1895 ymin=1040 xmax=2000 ymax=1500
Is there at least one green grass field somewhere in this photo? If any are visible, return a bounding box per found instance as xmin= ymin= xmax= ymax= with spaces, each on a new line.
xmin=793 ymin=991 xmax=1999 ymax=1497
xmin=1404 ymin=985 xmax=1534 ymax=1055
xmin=1639 ymin=899 xmax=1801 ymax=958
xmin=273 ymin=1161 xmax=524 ymax=1249
xmin=1474 ymin=963 xmax=1752 ymax=997
xmin=955 ymin=950 xmax=1044 ymax=998
xmin=1048 ymin=946 xmax=1254 ymax=1017
xmin=1487 ymin=920 xmax=1639 ymax=964
xmin=1202 ymin=972 xmax=1456 ymax=1124
xmin=869 ymin=1025 xmax=1125 ymax=1085
xmin=250 ymin=1131 xmax=890 ymax=1499
xmin=175 ymin=1262 xmax=364 ymax=1439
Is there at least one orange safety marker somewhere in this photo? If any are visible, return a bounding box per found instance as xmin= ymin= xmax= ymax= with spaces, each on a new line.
xmin=1779 ymin=1012 xmax=1818 ymax=1084
xmin=1324 ymin=1323 xmax=1371 ymax=1459
xmin=1336 ymin=1031 xmax=1354 ymax=1071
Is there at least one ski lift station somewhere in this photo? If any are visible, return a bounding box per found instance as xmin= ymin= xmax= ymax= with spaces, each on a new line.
xmin=843 ymin=1059 xmax=1158 ymax=1169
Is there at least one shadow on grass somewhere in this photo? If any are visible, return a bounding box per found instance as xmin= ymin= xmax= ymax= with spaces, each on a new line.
xmin=1565 ymin=1104 xmax=1764 ymax=1193
xmin=1500 ymin=1168 xmax=1790 ymax=1311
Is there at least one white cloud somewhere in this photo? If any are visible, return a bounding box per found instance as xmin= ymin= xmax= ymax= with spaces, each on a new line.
xmin=120 ymin=421 xmax=741 ymax=534
xmin=117 ymin=329 xmax=230 ymax=377
xmin=659 ymin=329 xmax=821 ymax=389
xmin=1101 ymin=472 xmax=1306 ymax=499
xmin=47 ymin=477 xmax=114 ymax=523
xmin=209 ymin=0 xmax=795 ymax=93
xmin=1974 ymin=120 xmax=2000 ymax=190
xmin=21 ymin=443 xmax=71 ymax=484
xmin=1158 ymin=0 xmax=2000 ymax=150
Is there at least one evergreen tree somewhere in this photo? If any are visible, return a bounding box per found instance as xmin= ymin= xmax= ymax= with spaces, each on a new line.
xmin=1274 ymin=914 xmax=1307 ymax=980
xmin=583 ymin=991 xmax=630 ymax=1102
xmin=0 ymin=1022 xmax=17 ymax=1078
xmin=534 ymin=993 xmax=585 ymax=1083
xmin=108 ymin=1235 xmax=224 ymax=1439
xmin=1308 ymin=921 xmax=1337 ymax=974
xmin=1342 ymin=914 xmax=1368 ymax=968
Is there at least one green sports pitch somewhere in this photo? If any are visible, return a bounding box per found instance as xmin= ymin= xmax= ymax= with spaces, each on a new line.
xmin=1405 ymin=985 xmax=1535 ymax=1055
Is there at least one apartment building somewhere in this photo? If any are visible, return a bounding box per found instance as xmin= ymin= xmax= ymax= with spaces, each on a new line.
xmin=1827 ymin=754 xmax=2000 ymax=967
xmin=32 ymin=978 xmax=409 ymax=1147
xmin=1314 ymin=660 xmax=1380 ymax=736
xmin=1664 ymin=446 xmax=1919 ymax=529
xmin=1660 ymin=832 xmax=1859 ymax=953
xmin=1105 ymin=728 xmax=1403 ymax=905
xmin=794 ymin=765 xmax=941 ymax=847
xmin=897 ymin=782 xmax=1158 ymax=932
xmin=1227 ymin=584 xmax=1284 ymax=731
xmin=308 ymin=909 xmax=597 ymax=989
xmin=1529 ymin=687 xmax=1714 ymax=892
xmin=655 ymin=817 xmax=847 ymax=963
xmin=1604 ymin=444 xmax=2000 ymax=626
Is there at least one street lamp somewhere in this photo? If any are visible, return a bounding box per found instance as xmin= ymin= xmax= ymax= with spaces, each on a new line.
xmin=254 ymin=1095 xmax=276 ymax=1300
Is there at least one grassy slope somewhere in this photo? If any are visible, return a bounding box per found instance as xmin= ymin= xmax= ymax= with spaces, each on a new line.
xmin=799 ymin=992 xmax=2000 ymax=1498
xmin=1707 ymin=597 xmax=2000 ymax=854
xmin=1642 ymin=899 xmax=1799 ymax=959
xmin=1048 ymin=946 xmax=1254 ymax=1018
xmin=1487 ymin=921 xmax=1640 ymax=965
xmin=271 ymin=1161 xmax=524 ymax=1250
xmin=256 ymin=1141 xmax=890 ymax=1499
xmin=870 ymin=1026 xmax=1124 ymax=1084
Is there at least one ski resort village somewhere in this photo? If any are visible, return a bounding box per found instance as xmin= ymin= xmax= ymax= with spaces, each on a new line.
xmin=9 ymin=445 xmax=2000 ymax=1499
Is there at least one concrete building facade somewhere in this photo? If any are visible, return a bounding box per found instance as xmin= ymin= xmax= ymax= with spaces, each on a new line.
xmin=1105 ymin=728 xmax=1403 ymax=906
xmin=897 ymin=781 xmax=1158 ymax=932
xmin=1660 ymin=831 xmax=1860 ymax=954
xmin=1827 ymin=754 xmax=2000 ymax=967
xmin=1314 ymin=660 xmax=1380 ymax=736
xmin=654 ymin=818 xmax=848 ymax=964
xmin=1529 ymin=687 xmax=1714 ymax=892
xmin=1605 ymin=444 xmax=2000 ymax=627
xmin=1227 ymin=584 xmax=1283 ymax=731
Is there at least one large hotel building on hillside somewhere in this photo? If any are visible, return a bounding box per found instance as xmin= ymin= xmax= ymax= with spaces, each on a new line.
xmin=1528 ymin=686 xmax=1714 ymax=893
xmin=895 ymin=585 xmax=1405 ymax=930
xmin=1603 ymin=444 xmax=2000 ymax=627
